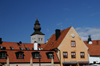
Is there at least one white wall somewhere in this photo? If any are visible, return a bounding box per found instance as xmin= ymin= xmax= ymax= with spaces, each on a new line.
xmin=88 ymin=54 xmax=100 ymax=64
xmin=31 ymin=34 xmax=45 ymax=44
xmin=4 ymin=63 xmax=59 ymax=66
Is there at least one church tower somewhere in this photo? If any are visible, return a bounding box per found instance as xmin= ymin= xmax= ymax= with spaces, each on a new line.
xmin=31 ymin=19 xmax=45 ymax=44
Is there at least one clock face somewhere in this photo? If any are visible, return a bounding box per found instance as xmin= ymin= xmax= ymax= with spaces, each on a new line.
xmin=71 ymin=34 xmax=75 ymax=38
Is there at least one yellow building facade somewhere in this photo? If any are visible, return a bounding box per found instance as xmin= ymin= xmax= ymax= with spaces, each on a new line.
xmin=57 ymin=27 xmax=89 ymax=66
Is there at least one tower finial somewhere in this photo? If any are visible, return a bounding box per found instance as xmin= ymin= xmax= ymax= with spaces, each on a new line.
xmin=36 ymin=15 xmax=38 ymax=20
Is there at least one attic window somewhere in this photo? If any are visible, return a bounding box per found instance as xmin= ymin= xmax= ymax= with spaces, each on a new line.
xmin=26 ymin=48 xmax=29 ymax=50
xmin=0 ymin=51 xmax=7 ymax=59
xmin=46 ymin=52 xmax=53 ymax=59
xmin=0 ymin=46 xmax=3 ymax=49
xmin=10 ymin=47 xmax=14 ymax=50
xmin=0 ymin=46 xmax=6 ymax=50
xmin=32 ymin=48 xmax=34 ymax=50
xmin=16 ymin=52 xmax=24 ymax=59
xmin=32 ymin=52 xmax=40 ymax=59
xmin=20 ymin=47 xmax=23 ymax=50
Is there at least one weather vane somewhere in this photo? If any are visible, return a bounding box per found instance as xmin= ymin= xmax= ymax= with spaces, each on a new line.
xmin=36 ymin=15 xmax=38 ymax=19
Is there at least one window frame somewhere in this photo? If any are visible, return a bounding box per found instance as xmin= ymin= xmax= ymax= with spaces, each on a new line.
xmin=32 ymin=52 xmax=40 ymax=59
xmin=26 ymin=48 xmax=29 ymax=50
xmin=20 ymin=47 xmax=23 ymax=50
xmin=10 ymin=47 xmax=14 ymax=50
xmin=0 ymin=51 xmax=7 ymax=59
xmin=63 ymin=52 xmax=68 ymax=58
xmin=46 ymin=52 xmax=53 ymax=59
xmin=71 ymin=52 xmax=76 ymax=58
xmin=80 ymin=52 xmax=85 ymax=58
xmin=16 ymin=52 xmax=24 ymax=59
xmin=71 ymin=41 xmax=76 ymax=47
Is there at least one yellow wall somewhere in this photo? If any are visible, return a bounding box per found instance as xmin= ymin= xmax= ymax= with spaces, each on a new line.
xmin=57 ymin=27 xmax=89 ymax=66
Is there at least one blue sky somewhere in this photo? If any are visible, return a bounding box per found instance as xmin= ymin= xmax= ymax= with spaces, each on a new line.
xmin=0 ymin=0 xmax=100 ymax=43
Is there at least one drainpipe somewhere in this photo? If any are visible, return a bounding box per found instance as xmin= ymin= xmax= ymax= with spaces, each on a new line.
xmin=56 ymin=48 xmax=61 ymax=66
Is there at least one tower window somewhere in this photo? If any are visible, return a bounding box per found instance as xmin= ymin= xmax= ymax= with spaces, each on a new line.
xmin=39 ymin=38 xmax=40 ymax=41
xmin=41 ymin=38 xmax=43 ymax=41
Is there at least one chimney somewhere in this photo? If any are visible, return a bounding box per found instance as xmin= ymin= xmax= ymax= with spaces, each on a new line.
xmin=96 ymin=41 xmax=98 ymax=45
xmin=34 ymin=41 xmax=38 ymax=50
xmin=55 ymin=29 xmax=61 ymax=40
xmin=87 ymin=35 xmax=92 ymax=44
xmin=18 ymin=41 xmax=22 ymax=45
xmin=0 ymin=38 xmax=2 ymax=44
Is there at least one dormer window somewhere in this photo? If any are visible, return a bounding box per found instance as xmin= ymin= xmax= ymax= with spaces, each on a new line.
xmin=0 ymin=46 xmax=6 ymax=50
xmin=32 ymin=52 xmax=40 ymax=59
xmin=0 ymin=51 xmax=7 ymax=59
xmin=26 ymin=48 xmax=29 ymax=50
xmin=46 ymin=52 xmax=53 ymax=59
xmin=20 ymin=47 xmax=23 ymax=50
xmin=10 ymin=47 xmax=14 ymax=50
xmin=16 ymin=52 xmax=24 ymax=59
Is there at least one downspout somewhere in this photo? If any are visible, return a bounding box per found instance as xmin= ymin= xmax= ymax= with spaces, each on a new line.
xmin=57 ymin=49 xmax=61 ymax=66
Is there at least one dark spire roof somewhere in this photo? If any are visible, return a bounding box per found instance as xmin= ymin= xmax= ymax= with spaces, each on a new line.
xmin=31 ymin=19 xmax=44 ymax=36
xmin=87 ymin=35 xmax=92 ymax=43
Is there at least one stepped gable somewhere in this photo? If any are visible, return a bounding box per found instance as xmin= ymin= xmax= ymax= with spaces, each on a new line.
xmin=43 ymin=27 xmax=71 ymax=50
xmin=84 ymin=40 xmax=100 ymax=56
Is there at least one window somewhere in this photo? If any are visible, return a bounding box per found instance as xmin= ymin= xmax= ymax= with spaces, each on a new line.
xmin=71 ymin=41 xmax=75 ymax=47
xmin=80 ymin=52 xmax=85 ymax=58
xmin=10 ymin=47 xmax=14 ymax=50
xmin=32 ymin=52 xmax=40 ymax=59
xmin=32 ymin=48 xmax=34 ymax=50
xmin=63 ymin=52 xmax=68 ymax=58
xmin=71 ymin=52 xmax=75 ymax=58
xmin=39 ymin=38 xmax=40 ymax=41
xmin=16 ymin=52 xmax=24 ymax=59
xmin=26 ymin=48 xmax=29 ymax=50
xmin=41 ymin=38 xmax=43 ymax=41
xmin=46 ymin=52 xmax=53 ymax=59
xmin=20 ymin=47 xmax=23 ymax=50
xmin=0 ymin=46 xmax=6 ymax=50
xmin=0 ymin=52 xmax=7 ymax=59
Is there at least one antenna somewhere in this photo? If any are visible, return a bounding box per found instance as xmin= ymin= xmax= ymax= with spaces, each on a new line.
xmin=61 ymin=26 xmax=63 ymax=30
xmin=71 ymin=23 xmax=72 ymax=26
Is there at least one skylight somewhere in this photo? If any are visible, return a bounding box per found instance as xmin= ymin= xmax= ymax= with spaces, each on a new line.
xmin=10 ymin=47 xmax=14 ymax=50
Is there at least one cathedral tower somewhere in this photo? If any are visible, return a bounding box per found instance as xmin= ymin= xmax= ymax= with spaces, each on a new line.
xmin=31 ymin=19 xmax=45 ymax=43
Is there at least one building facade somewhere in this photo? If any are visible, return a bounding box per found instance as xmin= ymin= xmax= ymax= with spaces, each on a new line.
xmin=43 ymin=27 xmax=89 ymax=66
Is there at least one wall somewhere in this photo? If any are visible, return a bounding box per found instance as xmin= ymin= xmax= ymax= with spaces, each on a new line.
xmin=4 ymin=63 xmax=59 ymax=66
xmin=31 ymin=34 xmax=45 ymax=44
xmin=88 ymin=55 xmax=100 ymax=64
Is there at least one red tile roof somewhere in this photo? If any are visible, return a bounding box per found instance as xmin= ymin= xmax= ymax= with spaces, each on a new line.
xmin=0 ymin=41 xmax=59 ymax=63
xmin=84 ymin=40 xmax=100 ymax=56
xmin=0 ymin=42 xmax=45 ymax=50
xmin=43 ymin=27 xmax=71 ymax=50
xmin=0 ymin=50 xmax=59 ymax=63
